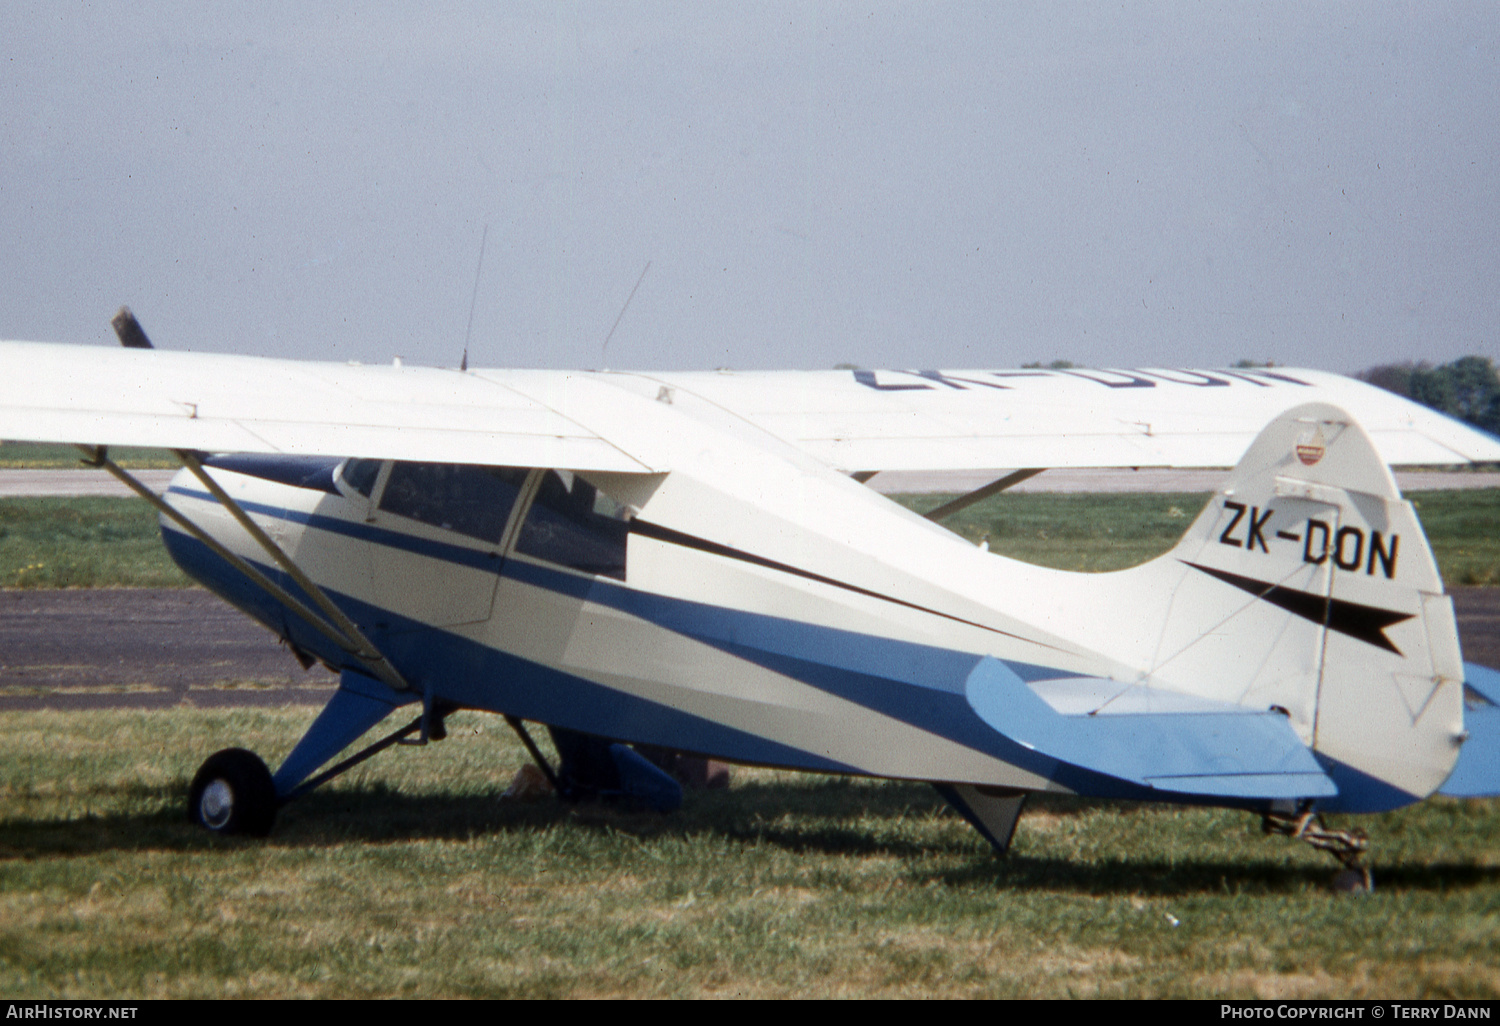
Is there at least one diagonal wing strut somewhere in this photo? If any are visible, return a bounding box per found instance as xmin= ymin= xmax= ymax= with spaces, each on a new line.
xmin=920 ymin=468 xmax=1045 ymax=522
xmin=77 ymin=444 xmax=409 ymax=693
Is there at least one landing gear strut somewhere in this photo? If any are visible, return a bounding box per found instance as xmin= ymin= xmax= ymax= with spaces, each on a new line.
xmin=1262 ymin=807 xmax=1372 ymax=892
xmin=189 ymin=748 xmax=278 ymax=837
xmin=185 ymin=679 xmax=450 ymax=837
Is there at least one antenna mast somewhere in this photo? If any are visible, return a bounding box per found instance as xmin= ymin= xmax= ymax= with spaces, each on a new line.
xmin=461 ymin=223 xmax=489 ymax=371
xmin=601 ymin=260 xmax=651 ymax=363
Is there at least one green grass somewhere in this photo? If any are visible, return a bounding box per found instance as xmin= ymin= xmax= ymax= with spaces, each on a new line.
xmin=0 ymin=489 xmax=1496 ymax=590
xmin=0 ymin=442 xmax=178 ymax=469
xmin=893 ymin=488 xmax=1500 ymax=584
xmin=0 ymin=708 xmax=1496 ymax=998
xmin=0 ymin=498 xmax=190 ymax=588
xmin=0 ymin=490 xmax=1498 ymax=996
xmin=894 ymin=490 xmax=1211 ymax=572
xmin=1409 ymin=491 xmax=1500 ymax=586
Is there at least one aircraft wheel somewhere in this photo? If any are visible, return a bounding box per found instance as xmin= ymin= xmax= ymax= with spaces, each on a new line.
xmin=189 ymin=748 xmax=278 ymax=836
xmin=1332 ymin=868 xmax=1373 ymax=894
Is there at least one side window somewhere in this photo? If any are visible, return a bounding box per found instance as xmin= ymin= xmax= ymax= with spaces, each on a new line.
xmin=378 ymin=463 xmax=529 ymax=544
xmin=515 ymin=471 xmax=629 ymax=580
xmin=339 ymin=458 xmax=383 ymax=498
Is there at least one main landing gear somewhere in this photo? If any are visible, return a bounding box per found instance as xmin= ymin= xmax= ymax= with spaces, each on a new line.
xmin=83 ymin=438 xmax=428 ymax=834
xmin=185 ymin=689 xmax=443 ymax=836
xmin=184 ymin=701 xmax=686 ymax=837
xmin=188 ymin=748 xmax=278 ymax=837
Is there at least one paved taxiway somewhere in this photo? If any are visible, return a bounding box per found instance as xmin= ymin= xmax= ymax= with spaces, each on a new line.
xmin=0 ymin=589 xmax=337 ymax=711
xmin=1 ymin=587 xmax=1498 ymax=711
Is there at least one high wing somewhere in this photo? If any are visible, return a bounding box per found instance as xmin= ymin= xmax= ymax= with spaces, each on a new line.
xmin=1 ymin=342 xmax=1497 ymax=471
xmin=0 ymin=342 xmax=652 ymax=472
xmin=640 ymin=366 xmax=1500 ymax=470
xmin=7 ymin=334 xmax=1500 ymax=883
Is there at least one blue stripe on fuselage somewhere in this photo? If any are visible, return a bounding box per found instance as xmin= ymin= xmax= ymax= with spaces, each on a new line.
xmin=160 ymin=516 xmax=1175 ymax=803
xmin=160 ymin=525 xmax=861 ymax=775
xmin=163 ymin=486 xmax=1393 ymax=809
xmin=168 ymin=481 xmax=1057 ymax=695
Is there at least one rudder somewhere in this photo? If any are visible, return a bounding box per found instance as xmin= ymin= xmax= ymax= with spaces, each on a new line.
xmin=1134 ymin=403 xmax=1464 ymax=810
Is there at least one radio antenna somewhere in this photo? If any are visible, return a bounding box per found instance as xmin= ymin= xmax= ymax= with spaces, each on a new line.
xmin=461 ymin=223 xmax=489 ymax=371
xmin=601 ymin=260 xmax=651 ymax=363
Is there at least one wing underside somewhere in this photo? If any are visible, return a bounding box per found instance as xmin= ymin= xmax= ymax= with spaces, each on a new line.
xmin=643 ymin=367 xmax=1500 ymax=470
xmin=0 ymin=342 xmax=651 ymax=472
xmin=2 ymin=342 xmax=1498 ymax=473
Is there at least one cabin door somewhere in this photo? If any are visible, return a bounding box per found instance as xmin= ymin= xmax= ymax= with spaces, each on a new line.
xmin=359 ymin=461 xmax=531 ymax=631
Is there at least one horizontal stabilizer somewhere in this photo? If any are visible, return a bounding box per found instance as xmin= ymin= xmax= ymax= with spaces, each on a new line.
xmin=965 ymin=658 xmax=1337 ymax=800
xmin=1439 ymin=663 xmax=1500 ymax=798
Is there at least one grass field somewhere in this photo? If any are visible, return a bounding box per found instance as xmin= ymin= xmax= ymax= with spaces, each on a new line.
xmin=895 ymin=487 xmax=1500 ymax=583
xmin=0 ymin=708 xmax=1496 ymax=999
xmin=1 ymin=489 xmax=1498 ymax=997
xmin=2 ymin=488 xmax=1498 ymax=587
xmin=0 ymin=498 xmax=191 ymax=588
xmin=0 ymin=442 xmax=178 ymax=469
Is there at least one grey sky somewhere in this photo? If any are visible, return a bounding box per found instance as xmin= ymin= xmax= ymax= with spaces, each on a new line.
xmin=3 ymin=2 xmax=1496 ymax=373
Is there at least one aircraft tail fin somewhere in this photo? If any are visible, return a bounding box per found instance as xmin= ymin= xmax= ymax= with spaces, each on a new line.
xmin=1129 ymin=402 xmax=1465 ymax=810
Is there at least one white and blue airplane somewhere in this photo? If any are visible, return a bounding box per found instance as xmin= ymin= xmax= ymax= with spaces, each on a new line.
xmin=2 ymin=327 xmax=1498 ymax=886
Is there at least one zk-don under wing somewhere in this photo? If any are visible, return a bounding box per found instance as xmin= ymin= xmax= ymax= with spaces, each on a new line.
xmin=0 ymin=342 xmax=1497 ymax=473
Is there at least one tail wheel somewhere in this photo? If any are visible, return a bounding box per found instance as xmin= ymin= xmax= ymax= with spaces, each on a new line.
xmin=189 ymin=748 xmax=278 ymax=836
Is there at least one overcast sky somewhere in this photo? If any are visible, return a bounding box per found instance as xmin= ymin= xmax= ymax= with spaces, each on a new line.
xmin=3 ymin=2 xmax=1497 ymax=374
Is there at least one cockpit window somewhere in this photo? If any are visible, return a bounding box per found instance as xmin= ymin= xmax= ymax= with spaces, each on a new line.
xmin=515 ymin=470 xmax=629 ymax=580
xmin=339 ymin=458 xmax=383 ymax=498
xmin=378 ymin=462 xmax=529 ymax=544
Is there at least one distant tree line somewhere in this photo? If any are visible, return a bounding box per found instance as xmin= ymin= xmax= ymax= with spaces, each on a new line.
xmin=1355 ymin=356 xmax=1500 ymax=436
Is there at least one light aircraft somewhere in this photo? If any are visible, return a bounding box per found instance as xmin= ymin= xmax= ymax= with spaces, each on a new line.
xmin=2 ymin=320 xmax=1499 ymax=888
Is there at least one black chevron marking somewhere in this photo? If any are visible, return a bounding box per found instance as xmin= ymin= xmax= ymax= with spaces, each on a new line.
xmin=1182 ymin=561 xmax=1413 ymax=655
xmin=629 ymin=519 xmax=1042 ymax=645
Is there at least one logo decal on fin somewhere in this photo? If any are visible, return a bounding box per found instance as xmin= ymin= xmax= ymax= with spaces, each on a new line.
xmin=1295 ymin=426 xmax=1327 ymax=466
xmin=1182 ymin=561 xmax=1413 ymax=654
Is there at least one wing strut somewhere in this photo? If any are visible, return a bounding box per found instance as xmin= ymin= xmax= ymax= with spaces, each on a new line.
xmin=922 ymin=468 xmax=1044 ymax=522
xmin=77 ymin=445 xmax=410 ymax=693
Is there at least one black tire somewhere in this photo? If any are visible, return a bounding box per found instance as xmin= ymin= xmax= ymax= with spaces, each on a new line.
xmin=188 ymin=748 xmax=278 ymax=836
